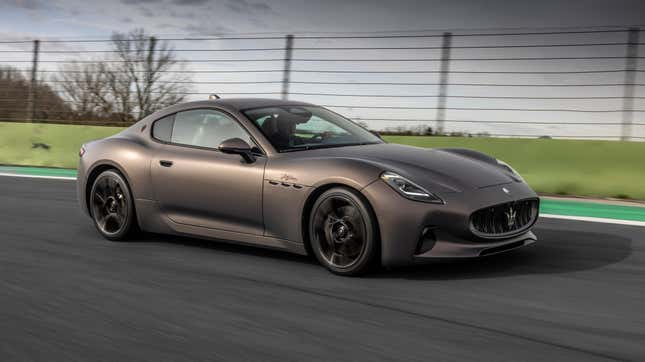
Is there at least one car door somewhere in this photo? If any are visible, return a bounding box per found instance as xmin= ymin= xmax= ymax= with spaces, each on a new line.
xmin=150 ymin=108 xmax=266 ymax=235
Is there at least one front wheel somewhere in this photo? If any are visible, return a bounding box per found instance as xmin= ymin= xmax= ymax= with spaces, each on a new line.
xmin=89 ymin=170 xmax=137 ymax=241
xmin=309 ymin=187 xmax=378 ymax=276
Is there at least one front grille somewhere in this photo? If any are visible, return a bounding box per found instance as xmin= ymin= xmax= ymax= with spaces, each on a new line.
xmin=470 ymin=198 xmax=539 ymax=237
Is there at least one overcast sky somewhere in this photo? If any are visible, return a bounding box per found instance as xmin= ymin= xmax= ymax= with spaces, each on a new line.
xmin=1 ymin=0 xmax=644 ymax=138
xmin=2 ymin=0 xmax=645 ymax=39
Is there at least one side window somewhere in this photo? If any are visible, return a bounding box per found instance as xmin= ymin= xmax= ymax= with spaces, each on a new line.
xmin=171 ymin=109 xmax=254 ymax=149
xmin=152 ymin=114 xmax=174 ymax=142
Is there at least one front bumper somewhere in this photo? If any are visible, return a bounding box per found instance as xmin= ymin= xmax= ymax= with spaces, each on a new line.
xmin=361 ymin=179 xmax=539 ymax=267
xmin=413 ymin=230 xmax=536 ymax=262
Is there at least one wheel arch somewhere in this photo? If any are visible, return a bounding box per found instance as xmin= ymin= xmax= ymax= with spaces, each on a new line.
xmin=84 ymin=161 xmax=134 ymax=216
xmin=300 ymin=182 xmax=381 ymax=264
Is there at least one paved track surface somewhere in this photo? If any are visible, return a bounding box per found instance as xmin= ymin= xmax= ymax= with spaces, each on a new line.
xmin=1 ymin=177 xmax=643 ymax=361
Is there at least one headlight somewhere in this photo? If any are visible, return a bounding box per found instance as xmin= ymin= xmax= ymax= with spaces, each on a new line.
xmin=380 ymin=172 xmax=444 ymax=204
xmin=496 ymin=159 xmax=524 ymax=182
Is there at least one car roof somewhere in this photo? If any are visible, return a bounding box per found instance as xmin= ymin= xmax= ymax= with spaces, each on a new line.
xmin=175 ymin=98 xmax=316 ymax=112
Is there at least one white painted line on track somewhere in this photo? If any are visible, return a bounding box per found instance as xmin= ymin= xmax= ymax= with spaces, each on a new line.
xmin=2 ymin=171 xmax=644 ymax=227
xmin=540 ymin=214 xmax=645 ymax=227
xmin=0 ymin=172 xmax=77 ymax=181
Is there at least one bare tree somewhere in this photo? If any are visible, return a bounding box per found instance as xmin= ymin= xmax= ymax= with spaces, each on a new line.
xmin=57 ymin=62 xmax=108 ymax=115
xmin=55 ymin=29 xmax=190 ymax=125
xmin=110 ymin=29 xmax=190 ymax=120
xmin=1 ymin=66 xmax=71 ymax=122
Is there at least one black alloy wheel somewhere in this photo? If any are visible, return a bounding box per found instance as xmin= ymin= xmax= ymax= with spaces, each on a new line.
xmin=310 ymin=187 xmax=378 ymax=276
xmin=90 ymin=170 xmax=136 ymax=240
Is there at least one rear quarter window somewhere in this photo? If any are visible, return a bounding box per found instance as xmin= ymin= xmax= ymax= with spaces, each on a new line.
xmin=152 ymin=114 xmax=174 ymax=142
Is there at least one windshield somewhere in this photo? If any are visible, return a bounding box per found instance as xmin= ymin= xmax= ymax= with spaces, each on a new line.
xmin=243 ymin=106 xmax=383 ymax=152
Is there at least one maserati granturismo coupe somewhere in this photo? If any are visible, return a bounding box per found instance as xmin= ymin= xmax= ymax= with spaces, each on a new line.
xmin=77 ymin=98 xmax=539 ymax=275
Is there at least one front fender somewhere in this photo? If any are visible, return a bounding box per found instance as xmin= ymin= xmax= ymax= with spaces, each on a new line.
xmin=262 ymin=157 xmax=384 ymax=244
xmin=264 ymin=156 xmax=384 ymax=189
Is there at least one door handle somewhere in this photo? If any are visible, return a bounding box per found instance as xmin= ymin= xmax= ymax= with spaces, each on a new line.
xmin=159 ymin=160 xmax=173 ymax=167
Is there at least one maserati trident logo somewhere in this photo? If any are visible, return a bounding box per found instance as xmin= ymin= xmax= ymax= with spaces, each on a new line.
xmin=505 ymin=206 xmax=517 ymax=228
xmin=502 ymin=187 xmax=510 ymax=194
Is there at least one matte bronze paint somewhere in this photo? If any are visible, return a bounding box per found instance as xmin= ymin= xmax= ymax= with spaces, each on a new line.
xmin=78 ymin=98 xmax=538 ymax=267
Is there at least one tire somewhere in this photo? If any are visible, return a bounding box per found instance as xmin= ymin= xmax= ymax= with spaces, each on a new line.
xmin=309 ymin=187 xmax=378 ymax=276
xmin=89 ymin=170 xmax=137 ymax=241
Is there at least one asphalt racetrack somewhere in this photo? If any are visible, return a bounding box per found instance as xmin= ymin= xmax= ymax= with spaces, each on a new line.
xmin=1 ymin=176 xmax=643 ymax=361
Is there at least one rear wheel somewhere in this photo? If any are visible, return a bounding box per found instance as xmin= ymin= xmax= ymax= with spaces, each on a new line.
xmin=89 ymin=170 xmax=137 ymax=241
xmin=309 ymin=187 xmax=378 ymax=276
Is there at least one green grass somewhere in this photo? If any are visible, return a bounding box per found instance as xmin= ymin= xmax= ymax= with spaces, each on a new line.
xmin=0 ymin=122 xmax=123 ymax=169
xmin=1 ymin=121 xmax=644 ymax=199
xmin=384 ymin=136 xmax=645 ymax=200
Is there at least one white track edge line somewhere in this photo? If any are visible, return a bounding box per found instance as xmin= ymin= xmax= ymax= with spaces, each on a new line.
xmin=0 ymin=172 xmax=77 ymax=180
xmin=540 ymin=214 xmax=645 ymax=227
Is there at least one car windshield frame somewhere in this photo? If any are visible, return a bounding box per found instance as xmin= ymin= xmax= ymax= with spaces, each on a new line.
xmin=241 ymin=105 xmax=383 ymax=153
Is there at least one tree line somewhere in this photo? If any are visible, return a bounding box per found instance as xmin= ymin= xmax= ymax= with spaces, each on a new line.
xmin=0 ymin=29 xmax=190 ymax=126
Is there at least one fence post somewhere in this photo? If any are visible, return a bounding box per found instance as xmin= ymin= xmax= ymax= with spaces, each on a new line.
xmin=143 ymin=36 xmax=157 ymax=119
xmin=147 ymin=36 xmax=157 ymax=72
xmin=621 ymin=27 xmax=639 ymax=141
xmin=27 ymin=39 xmax=40 ymax=122
xmin=282 ymin=34 xmax=294 ymax=100
xmin=435 ymin=32 xmax=452 ymax=135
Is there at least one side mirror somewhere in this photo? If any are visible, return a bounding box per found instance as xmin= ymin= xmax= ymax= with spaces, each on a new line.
xmin=218 ymin=138 xmax=256 ymax=163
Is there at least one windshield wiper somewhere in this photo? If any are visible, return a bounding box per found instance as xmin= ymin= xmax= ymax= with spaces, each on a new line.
xmin=279 ymin=141 xmax=381 ymax=153
xmin=279 ymin=145 xmax=312 ymax=153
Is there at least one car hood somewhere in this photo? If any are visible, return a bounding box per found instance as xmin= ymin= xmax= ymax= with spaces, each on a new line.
xmin=294 ymin=143 xmax=515 ymax=193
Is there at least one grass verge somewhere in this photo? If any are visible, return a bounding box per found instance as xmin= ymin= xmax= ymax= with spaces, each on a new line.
xmin=1 ymin=122 xmax=643 ymax=199
xmin=0 ymin=122 xmax=123 ymax=169
xmin=384 ymin=136 xmax=645 ymax=200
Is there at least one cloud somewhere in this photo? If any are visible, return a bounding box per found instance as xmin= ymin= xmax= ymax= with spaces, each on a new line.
xmin=8 ymin=0 xmax=45 ymax=10
xmin=171 ymin=0 xmax=211 ymax=5
xmin=182 ymin=23 xmax=236 ymax=34
xmin=225 ymin=0 xmax=272 ymax=14
xmin=120 ymin=0 xmax=162 ymax=4
xmin=169 ymin=9 xmax=197 ymax=18
xmin=249 ymin=2 xmax=271 ymax=11
xmin=182 ymin=24 xmax=205 ymax=34
xmin=139 ymin=6 xmax=155 ymax=17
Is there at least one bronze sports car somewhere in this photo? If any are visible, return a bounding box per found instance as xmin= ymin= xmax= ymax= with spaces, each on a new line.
xmin=77 ymin=98 xmax=539 ymax=276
